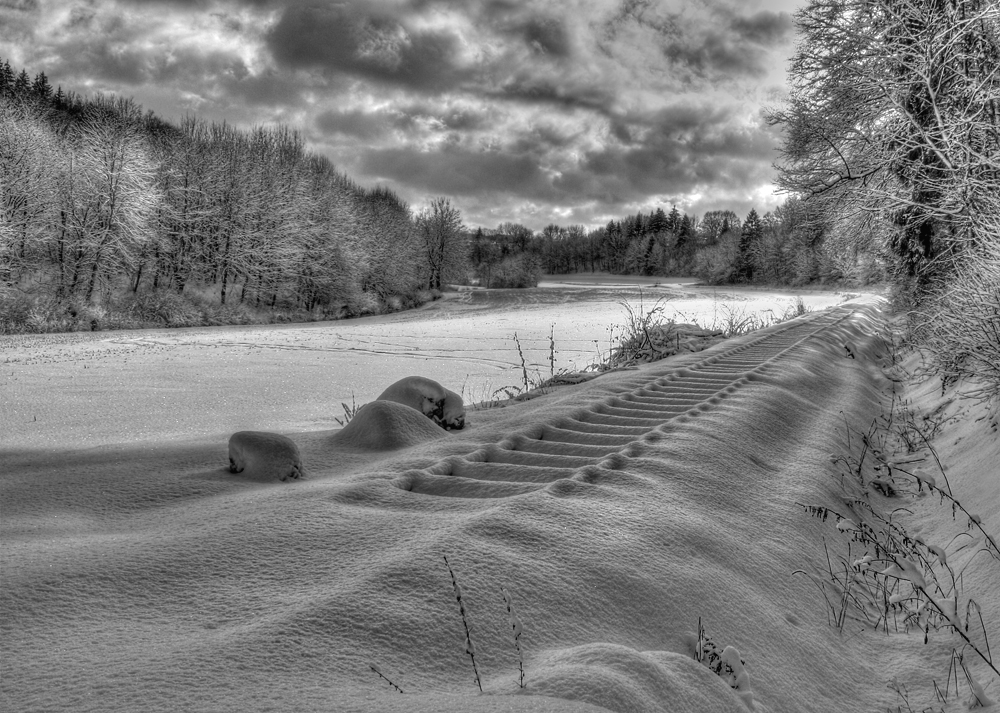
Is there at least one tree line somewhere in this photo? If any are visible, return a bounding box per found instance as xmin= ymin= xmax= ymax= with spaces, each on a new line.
xmin=1 ymin=59 xmax=468 ymax=331
xmin=1 ymin=55 xmax=882 ymax=335
xmin=467 ymin=198 xmax=882 ymax=288
xmin=771 ymin=0 xmax=999 ymax=398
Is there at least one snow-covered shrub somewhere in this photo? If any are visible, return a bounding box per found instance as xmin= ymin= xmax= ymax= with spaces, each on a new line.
xmin=120 ymin=289 xmax=201 ymax=327
xmin=912 ymin=246 xmax=1000 ymax=403
xmin=695 ymin=618 xmax=755 ymax=709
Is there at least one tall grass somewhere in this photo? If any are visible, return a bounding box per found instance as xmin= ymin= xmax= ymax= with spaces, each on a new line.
xmin=799 ymin=346 xmax=998 ymax=707
xmin=598 ymin=293 xmax=810 ymax=370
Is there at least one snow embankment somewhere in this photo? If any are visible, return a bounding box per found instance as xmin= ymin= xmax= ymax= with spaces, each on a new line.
xmin=4 ymin=300 xmax=995 ymax=713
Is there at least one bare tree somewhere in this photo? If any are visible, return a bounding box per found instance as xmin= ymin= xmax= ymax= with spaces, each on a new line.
xmin=416 ymin=197 xmax=466 ymax=290
xmin=54 ymin=97 xmax=156 ymax=302
xmin=0 ymin=97 xmax=60 ymax=288
xmin=770 ymin=0 xmax=1000 ymax=395
xmin=769 ymin=0 xmax=999 ymax=276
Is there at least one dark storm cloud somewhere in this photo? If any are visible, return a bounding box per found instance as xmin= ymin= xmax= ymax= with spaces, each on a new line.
xmin=547 ymin=107 xmax=779 ymax=206
xmin=45 ymin=35 xmax=303 ymax=110
xmin=360 ymin=145 xmax=551 ymax=197
xmin=650 ymin=103 xmax=727 ymax=135
xmin=730 ymin=10 xmax=794 ymax=46
xmin=601 ymin=1 xmax=794 ymax=81
xmin=436 ymin=108 xmax=486 ymax=132
xmin=662 ymin=31 xmax=767 ymax=79
xmin=484 ymin=78 xmax=616 ymax=116
xmin=518 ymin=15 xmax=572 ymax=57
xmin=316 ymin=109 xmax=390 ymax=140
xmin=67 ymin=5 xmax=97 ymax=28
xmin=664 ymin=9 xmax=794 ymax=80
xmin=387 ymin=103 xmax=488 ymax=133
xmin=266 ymin=2 xmax=469 ymax=93
xmin=509 ymin=122 xmax=576 ymax=153
xmin=222 ymin=69 xmax=306 ymax=108
xmin=50 ymin=41 xmax=149 ymax=85
xmin=0 ymin=0 xmax=38 ymax=10
xmin=114 ymin=0 xmax=275 ymax=6
xmin=610 ymin=120 xmax=634 ymax=145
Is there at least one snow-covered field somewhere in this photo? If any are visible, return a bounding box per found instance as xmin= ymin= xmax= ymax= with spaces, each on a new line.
xmin=1 ymin=278 xmax=849 ymax=449
xmin=2 ymin=279 xmax=997 ymax=713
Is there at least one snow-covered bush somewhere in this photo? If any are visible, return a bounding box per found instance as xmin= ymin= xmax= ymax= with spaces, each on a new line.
xmin=696 ymin=618 xmax=755 ymax=709
xmin=911 ymin=246 xmax=1000 ymax=403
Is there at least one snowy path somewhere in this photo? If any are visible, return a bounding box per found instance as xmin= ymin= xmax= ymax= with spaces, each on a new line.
xmin=400 ymin=307 xmax=858 ymax=500
xmin=7 ymin=297 xmax=971 ymax=713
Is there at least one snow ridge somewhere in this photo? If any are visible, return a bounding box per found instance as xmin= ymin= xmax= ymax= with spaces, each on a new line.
xmin=397 ymin=307 xmax=859 ymax=500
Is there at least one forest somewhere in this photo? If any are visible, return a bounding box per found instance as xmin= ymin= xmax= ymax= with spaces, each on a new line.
xmin=1 ymin=62 xmax=465 ymax=332
xmin=1 ymin=58 xmax=878 ymax=335
xmin=467 ymin=198 xmax=881 ymax=289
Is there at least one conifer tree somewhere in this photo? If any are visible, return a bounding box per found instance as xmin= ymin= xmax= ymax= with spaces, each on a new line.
xmin=667 ymin=205 xmax=681 ymax=234
xmin=676 ymin=213 xmax=693 ymax=250
xmin=13 ymin=69 xmax=30 ymax=96
xmin=738 ymin=209 xmax=762 ymax=282
xmin=649 ymin=207 xmax=666 ymax=233
xmin=0 ymin=60 xmax=14 ymax=96
xmin=31 ymin=72 xmax=52 ymax=101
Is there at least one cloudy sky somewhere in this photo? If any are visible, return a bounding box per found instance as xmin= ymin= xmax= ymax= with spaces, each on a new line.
xmin=2 ymin=0 xmax=802 ymax=230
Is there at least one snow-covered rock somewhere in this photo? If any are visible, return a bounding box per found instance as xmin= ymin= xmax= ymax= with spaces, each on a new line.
xmin=377 ymin=375 xmax=466 ymax=430
xmin=228 ymin=430 xmax=304 ymax=482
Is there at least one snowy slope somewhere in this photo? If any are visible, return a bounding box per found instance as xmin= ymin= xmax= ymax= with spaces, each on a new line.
xmin=2 ymin=299 xmax=997 ymax=713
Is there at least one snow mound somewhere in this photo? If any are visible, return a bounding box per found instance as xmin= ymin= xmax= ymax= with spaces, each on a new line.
xmin=527 ymin=643 xmax=746 ymax=713
xmin=377 ymin=376 xmax=466 ymax=430
xmin=333 ymin=400 xmax=450 ymax=450
xmin=228 ymin=430 xmax=304 ymax=482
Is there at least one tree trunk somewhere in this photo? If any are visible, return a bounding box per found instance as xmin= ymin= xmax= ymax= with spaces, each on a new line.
xmin=220 ymin=267 xmax=229 ymax=305
xmin=84 ymin=247 xmax=104 ymax=303
xmin=132 ymin=263 xmax=143 ymax=292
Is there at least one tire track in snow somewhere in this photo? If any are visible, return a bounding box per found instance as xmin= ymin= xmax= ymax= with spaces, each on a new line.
xmin=394 ymin=306 xmax=860 ymax=499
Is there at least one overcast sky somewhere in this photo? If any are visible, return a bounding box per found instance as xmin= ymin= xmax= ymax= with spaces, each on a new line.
xmin=2 ymin=0 xmax=802 ymax=230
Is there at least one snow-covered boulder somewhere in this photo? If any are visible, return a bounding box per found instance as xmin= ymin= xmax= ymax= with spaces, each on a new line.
xmin=228 ymin=431 xmax=304 ymax=482
xmin=377 ymin=375 xmax=466 ymax=430
xmin=333 ymin=400 xmax=449 ymax=450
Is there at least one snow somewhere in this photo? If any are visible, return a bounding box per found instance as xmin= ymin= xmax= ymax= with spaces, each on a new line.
xmin=228 ymin=430 xmax=304 ymax=482
xmin=2 ymin=280 xmax=997 ymax=713
xmin=334 ymin=400 xmax=449 ymax=451
xmin=0 ymin=279 xmax=849 ymax=450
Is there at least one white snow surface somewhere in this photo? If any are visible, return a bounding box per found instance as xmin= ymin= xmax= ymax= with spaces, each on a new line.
xmin=2 ymin=281 xmax=998 ymax=713
xmin=0 ymin=279 xmax=847 ymax=450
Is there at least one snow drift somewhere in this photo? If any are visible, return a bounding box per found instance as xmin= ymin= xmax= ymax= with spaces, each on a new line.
xmin=2 ymin=299 xmax=997 ymax=713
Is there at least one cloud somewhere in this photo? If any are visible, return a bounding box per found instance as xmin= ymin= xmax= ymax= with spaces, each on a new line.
xmin=316 ymin=109 xmax=390 ymax=141
xmin=266 ymin=2 xmax=471 ymax=93
xmin=599 ymin=0 xmax=794 ymax=82
xmin=484 ymin=77 xmax=617 ymax=115
xmin=520 ymin=15 xmax=571 ymax=56
xmin=360 ymin=144 xmax=551 ymax=197
xmin=3 ymin=0 xmax=795 ymax=231
xmin=730 ymin=10 xmax=795 ymax=46
xmin=1 ymin=0 xmax=38 ymax=11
